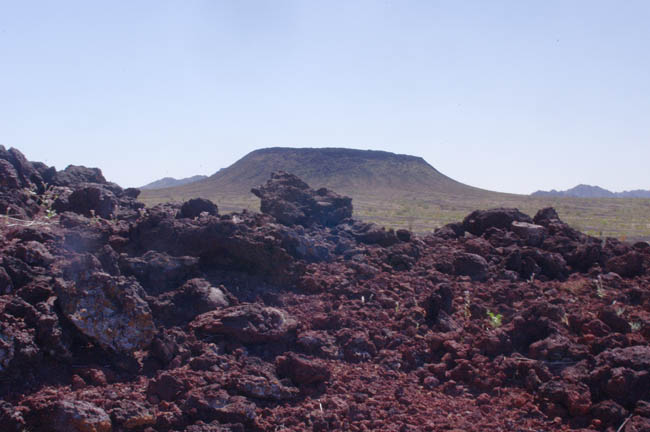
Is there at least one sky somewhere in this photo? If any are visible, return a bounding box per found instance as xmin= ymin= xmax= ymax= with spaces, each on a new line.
xmin=1 ymin=1 xmax=649 ymax=194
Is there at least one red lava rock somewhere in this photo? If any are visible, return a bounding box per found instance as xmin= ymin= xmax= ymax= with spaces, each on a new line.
xmin=52 ymin=400 xmax=112 ymax=432
xmin=56 ymin=269 xmax=156 ymax=354
xmin=190 ymin=304 xmax=298 ymax=344
xmin=147 ymin=371 xmax=187 ymax=402
xmin=1 ymin=159 xmax=650 ymax=431
xmin=276 ymin=352 xmax=331 ymax=385
xmin=71 ymin=374 xmax=86 ymax=390
xmin=606 ymin=251 xmax=644 ymax=277
xmin=452 ymin=252 xmax=489 ymax=281
xmin=183 ymin=384 xmax=257 ymax=425
xmin=108 ymin=400 xmax=156 ymax=430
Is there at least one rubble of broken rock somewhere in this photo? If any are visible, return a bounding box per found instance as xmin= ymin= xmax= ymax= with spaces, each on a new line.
xmin=0 ymin=148 xmax=649 ymax=432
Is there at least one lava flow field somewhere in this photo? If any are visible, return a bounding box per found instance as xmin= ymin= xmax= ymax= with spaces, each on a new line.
xmin=0 ymin=146 xmax=649 ymax=432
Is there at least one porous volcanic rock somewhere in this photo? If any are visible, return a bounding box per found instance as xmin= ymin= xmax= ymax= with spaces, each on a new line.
xmin=191 ymin=304 xmax=298 ymax=344
xmin=57 ymin=258 xmax=156 ymax=353
xmin=51 ymin=400 xmax=112 ymax=432
xmin=251 ymin=170 xmax=352 ymax=227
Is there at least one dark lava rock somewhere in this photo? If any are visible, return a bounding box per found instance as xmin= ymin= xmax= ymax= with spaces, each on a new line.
xmin=227 ymin=373 xmax=299 ymax=401
xmin=57 ymin=263 xmax=156 ymax=353
xmin=276 ymin=352 xmax=331 ymax=385
xmin=0 ymin=159 xmax=21 ymax=189
xmin=511 ymin=221 xmax=545 ymax=246
xmin=178 ymin=198 xmax=219 ymax=219
xmin=590 ymin=400 xmax=628 ymax=427
xmin=251 ymin=171 xmax=352 ymax=227
xmin=347 ymin=222 xmax=399 ymax=247
xmin=153 ymin=278 xmax=230 ymax=324
xmin=52 ymin=399 xmax=112 ymax=432
xmin=183 ymin=384 xmax=256 ymax=424
xmin=190 ymin=304 xmax=298 ymax=344
xmin=119 ymin=250 xmax=200 ymax=295
xmin=462 ymin=208 xmax=533 ymax=236
xmin=0 ymin=146 xmax=43 ymax=189
xmin=453 ymin=253 xmax=489 ymax=281
xmin=0 ymin=401 xmax=25 ymax=431
xmin=606 ymin=251 xmax=644 ymax=277
xmin=533 ymin=207 xmax=560 ymax=226
xmin=424 ymin=283 xmax=453 ymax=324
xmin=108 ymin=399 xmax=155 ymax=429
xmin=65 ymin=185 xmax=119 ymax=219
xmin=51 ymin=165 xmax=107 ymax=187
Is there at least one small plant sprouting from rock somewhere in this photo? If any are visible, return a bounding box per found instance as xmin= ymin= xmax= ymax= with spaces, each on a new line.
xmin=487 ymin=311 xmax=503 ymax=329
xmin=630 ymin=321 xmax=642 ymax=332
xmin=527 ymin=272 xmax=536 ymax=285
xmin=39 ymin=184 xmax=59 ymax=219
xmin=463 ymin=290 xmax=471 ymax=320
xmin=594 ymin=276 xmax=605 ymax=298
xmin=561 ymin=313 xmax=570 ymax=327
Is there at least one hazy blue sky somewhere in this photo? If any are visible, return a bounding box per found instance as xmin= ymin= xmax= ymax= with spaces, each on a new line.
xmin=2 ymin=1 xmax=649 ymax=193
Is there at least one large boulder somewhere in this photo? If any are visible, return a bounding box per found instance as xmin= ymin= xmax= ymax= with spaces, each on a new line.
xmin=0 ymin=146 xmax=43 ymax=189
xmin=276 ymin=352 xmax=331 ymax=386
xmin=119 ymin=251 xmax=200 ymax=295
xmin=183 ymin=384 xmax=257 ymax=425
xmin=190 ymin=304 xmax=298 ymax=344
xmin=251 ymin=171 xmax=352 ymax=227
xmin=453 ymin=252 xmax=489 ymax=281
xmin=511 ymin=221 xmax=545 ymax=246
xmin=345 ymin=221 xmax=399 ymax=247
xmin=605 ymin=251 xmax=644 ymax=278
xmin=51 ymin=165 xmax=107 ymax=187
xmin=51 ymin=400 xmax=112 ymax=432
xmin=178 ymin=198 xmax=218 ymax=219
xmin=463 ymin=208 xmax=532 ymax=236
xmin=65 ymin=185 xmax=119 ymax=219
xmin=57 ymin=257 xmax=156 ymax=353
xmin=0 ymin=159 xmax=21 ymax=189
xmin=153 ymin=278 xmax=230 ymax=324
xmin=533 ymin=207 xmax=560 ymax=226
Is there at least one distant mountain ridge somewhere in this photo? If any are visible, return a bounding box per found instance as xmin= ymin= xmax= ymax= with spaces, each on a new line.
xmin=532 ymin=184 xmax=650 ymax=199
xmin=140 ymin=175 xmax=207 ymax=190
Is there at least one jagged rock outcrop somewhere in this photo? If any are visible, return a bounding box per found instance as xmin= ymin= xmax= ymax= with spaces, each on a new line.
xmin=251 ymin=170 xmax=352 ymax=227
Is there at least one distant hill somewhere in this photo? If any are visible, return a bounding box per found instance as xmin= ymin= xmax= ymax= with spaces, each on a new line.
xmin=139 ymin=147 xmax=650 ymax=241
xmin=532 ymin=184 xmax=650 ymax=199
xmin=140 ymin=147 xmax=496 ymax=205
xmin=139 ymin=175 xmax=207 ymax=190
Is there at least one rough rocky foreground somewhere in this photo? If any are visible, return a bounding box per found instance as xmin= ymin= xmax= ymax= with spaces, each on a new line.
xmin=0 ymin=147 xmax=649 ymax=432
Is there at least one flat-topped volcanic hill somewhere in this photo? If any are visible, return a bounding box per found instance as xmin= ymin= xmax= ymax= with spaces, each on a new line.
xmin=141 ymin=147 xmax=491 ymax=198
xmin=140 ymin=148 xmax=509 ymax=228
xmin=140 ymin=147 xmax=650 ymax=241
